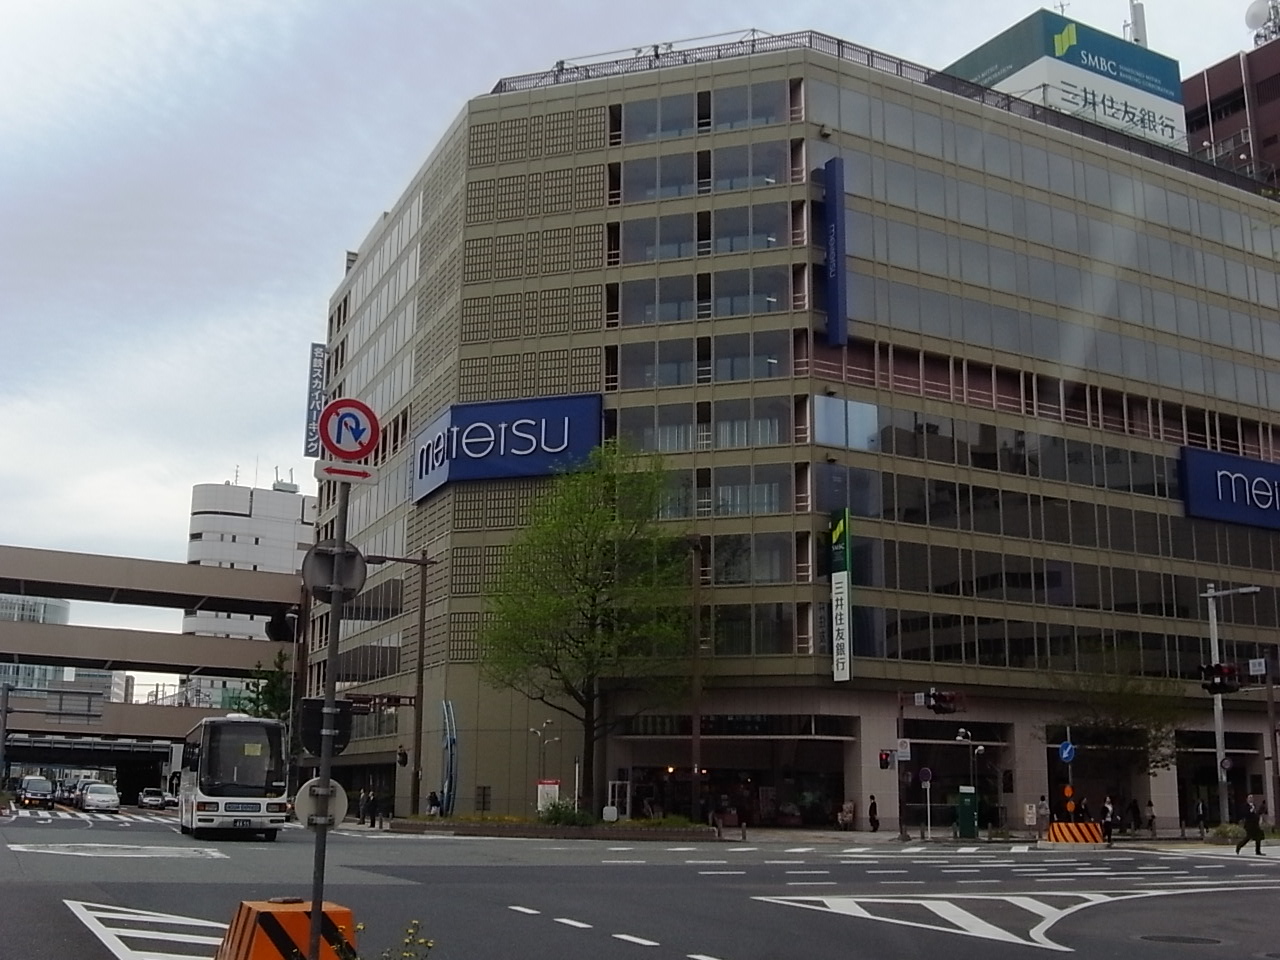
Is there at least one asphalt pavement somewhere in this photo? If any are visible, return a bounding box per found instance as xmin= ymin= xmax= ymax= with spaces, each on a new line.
xmin=3 ymin=803 xmax=1277 ymax=959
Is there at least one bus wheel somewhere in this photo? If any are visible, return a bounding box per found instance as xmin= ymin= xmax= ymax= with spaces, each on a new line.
xmin=191 ymin=828 xmax=207 ymax=841
xmin=179 ymin=822 xmax=190 ymax=835
xmin=262 ymin=830 xmax=278 ymax=842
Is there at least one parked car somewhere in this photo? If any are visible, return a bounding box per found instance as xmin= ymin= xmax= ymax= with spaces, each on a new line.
xmin=81 ymin=784 xmax=120 ymax=813
xmin=163 ymin=792 xmax=178 ymax=808
xmin=18 ymin=776 xmax=55 ymax=810
xmin=137 ymin=787 xmax=165 ymax=810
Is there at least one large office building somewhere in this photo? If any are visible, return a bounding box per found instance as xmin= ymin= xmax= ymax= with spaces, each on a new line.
xmin=147 ymin=480 xmax=316 ymax=709
xmin=313 ymin=27 xmax=1280 ymax=829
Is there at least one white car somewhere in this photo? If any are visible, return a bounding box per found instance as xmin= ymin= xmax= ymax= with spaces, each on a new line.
xmin=81 ymin=784 xmax=120 ymax=813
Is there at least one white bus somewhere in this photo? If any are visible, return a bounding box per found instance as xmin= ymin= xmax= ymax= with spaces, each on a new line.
xmin=178 ymin=713 xmax=289 ymax=841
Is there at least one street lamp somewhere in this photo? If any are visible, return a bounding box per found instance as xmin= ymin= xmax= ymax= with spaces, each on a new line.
xmin=365 ymin=550 xmax=439 ymax=816
xmin=1202 ymin=582 xmax=1260 ymax=824
xmin=529 ymin=721 xmax=560 ymax=779
xmin=955 ymin=727 xmax=985 ymax=789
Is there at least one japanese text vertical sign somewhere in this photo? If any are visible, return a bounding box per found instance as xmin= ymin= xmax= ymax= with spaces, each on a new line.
xmin=303 ymin=342 xmax=327 ymax=457
xmin=823 ymin=157 xmax=848 ymax=348
xmin=830 ymin=508 xmax=852 ymax=682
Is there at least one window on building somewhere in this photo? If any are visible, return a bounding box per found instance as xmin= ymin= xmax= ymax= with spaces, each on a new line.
xmin=623 ymin=98 xmax=660 ymax=142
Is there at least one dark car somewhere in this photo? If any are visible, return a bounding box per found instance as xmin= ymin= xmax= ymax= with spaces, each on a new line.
xmin=137 ymin=787 xmax=165 ymax=810
xmin=19 ymin=776 xmax=55 ymax=810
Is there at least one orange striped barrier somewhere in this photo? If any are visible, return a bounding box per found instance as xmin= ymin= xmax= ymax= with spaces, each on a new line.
xmin=1047 ymin=821 xmax=1103 ymax=843
xmin=214 ymin=898 xmax=356 ymax=960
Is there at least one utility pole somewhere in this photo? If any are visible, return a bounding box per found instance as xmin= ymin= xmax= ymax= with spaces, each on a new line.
xmin=1268 ymin=651 xmax=1279 ymax=824
xmin=0 ymin=683 xmax=10 ymax=787
xmin=1202 ymin=583 xmax=1260 ymax=825
xmin=896 ymin=693 xmax=910 ymax=841
xmin=688 ymin=537 xmax=703 ymax=825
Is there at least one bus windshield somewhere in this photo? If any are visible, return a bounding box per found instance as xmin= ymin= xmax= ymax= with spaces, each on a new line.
xmin=200 ymin=721 xmax=286 ymax=798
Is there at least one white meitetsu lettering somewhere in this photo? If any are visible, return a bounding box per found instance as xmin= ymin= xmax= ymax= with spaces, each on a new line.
xmin=418 ymin=416 xmax=571 ymax=478
xmin=1216 ymin=470 xmax=1280 ymax=512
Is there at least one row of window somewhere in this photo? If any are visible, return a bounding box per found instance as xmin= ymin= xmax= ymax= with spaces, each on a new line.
xmin=848 ymin=263 xmax=1280 ymax=410
xmin=805 ymin=79 xmax=1278 ymax=259
xmin=836 ymin=149 xmax=1280 ymax=314
xmin=656 ymin=463 xmax=794 ymax=518
xmin=814 ymin=395 xmax=1183 ymax=492
xmin=620 ymin=140 xmax=793 ymax=202
xmin=818 ymin=463 xmax=1280 ymax=573
xmin=841 ymin=606 xmax=1273 ymax=679
xmin=617 ymin=397 xmax=793 ymax=453
xmin=612 ymin=330 xmax=790 ymax=388
xmin=618 ymin=80 xmax=792 ymax=143
xmin=842 ymin=537 xmax=1280 ymax=627
xmin=615 ymin=266 xmax=793 ymax=325
xmin=615 ymin=202 xmax=792 ymax=263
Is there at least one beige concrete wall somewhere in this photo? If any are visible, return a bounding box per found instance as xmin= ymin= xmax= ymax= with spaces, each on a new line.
xmin=9 ymin=697 xmax=227 ymax=738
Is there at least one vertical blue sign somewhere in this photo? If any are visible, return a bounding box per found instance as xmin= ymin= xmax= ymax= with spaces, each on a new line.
xmin=303 ymin=342 xmax=327 ymax=457
xmin=824 ymin=157 xmax=848 ymax=348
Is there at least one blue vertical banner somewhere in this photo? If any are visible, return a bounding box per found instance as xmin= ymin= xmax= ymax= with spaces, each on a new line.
xmin=823 ymin=156 xmax=848 ymax=348
xmin=303 ymin=342 xmax=327 ymax=457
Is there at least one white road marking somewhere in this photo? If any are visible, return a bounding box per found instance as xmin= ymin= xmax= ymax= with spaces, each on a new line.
xmin=554 ymin=918 xmax=592 ymax=929
xmin=764 ymin=859 xmax=804 ymax=864
xmin=841 ymin=847 xmax=869 ymax=853
xmin=785 ymin=870 xmax=830 ymax=875
xmin=1194 ymin=864 xmax=1225 ymax=869
xmin=11 ymin=843 xmax=228 ymax=859
xmin=1011 ymin=845 xmax=1031 ymax=853
xmin=603 ymin=860 xmax=646 ymax=864
xmin=608 ymin=846 xmax=634 ymax=851
xmin=666 ymin=846 xmax=697 ymax=851
xmin=508 ymin=906 xmax=540 ymax=914
xmin=726 ymin=846 xmax=757 ymax=852
xmin=698 ymin=870 xmax=745 ymax=875
xmin=942 ymin=869 xmax=982 ymax=874
xmin=957 ymin=847 xmax=979 ymax=853
xmin=685 ymin=859 xmax=727 ymax=865
xmin=687 ymin=954 xmax=725 ymax=960
xmin=613 ymin=933 xmax=659 ymax=946
xmin=866 ymin=869 xmax=907 ymax=874
xmin=784 ymin=847 xmax=815 ymax=853
xmin=957 ymin=879 xmax=1001 ymax=884
xmin=65 ymin=900 xmax=227 ymax=960
xmin=879 ymin=881 xmax=926 ymax=885
xmin=900 ymin=846 xmax=925 ymax=852
xmin=787 ymin=881 xmax=837 ymax=886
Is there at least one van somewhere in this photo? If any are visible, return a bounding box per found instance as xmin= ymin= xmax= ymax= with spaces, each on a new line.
xmin=19 ymin=775 xmax=55 ymax=810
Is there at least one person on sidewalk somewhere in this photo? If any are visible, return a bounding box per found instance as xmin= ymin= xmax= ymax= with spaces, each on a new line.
xmin=369 ymin=786 xmax=384 ymax=829
xmin=357 ymin=788 xmax=369 ymax=826
xmin=868 ymin=795 xmax=879 ymax=833
xmin=1145 ymin=799 xmax=1156 ymax=838
xmin=1236 ymin=795 xmax=1266 ymax=856
xmin=1194 ymin=798 xmax=1207 ymax=840
xmin=427 ymin=791 xmax=441 ymax=816
xmin=1126 ymin=798 xmax=1141 ymax=834
xmin=1036 ymin=795 xmax=1050 ymax=840
xmin=1101 ymin=796 xmax=1115 ymax=847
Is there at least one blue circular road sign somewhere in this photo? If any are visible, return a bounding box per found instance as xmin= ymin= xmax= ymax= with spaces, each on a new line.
xmin=1059 ymin=741 xmax=1076 ymax=764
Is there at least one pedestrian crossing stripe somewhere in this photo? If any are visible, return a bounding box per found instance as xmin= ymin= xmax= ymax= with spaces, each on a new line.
xmin=15 ymin=810 xmax=175 ymax=823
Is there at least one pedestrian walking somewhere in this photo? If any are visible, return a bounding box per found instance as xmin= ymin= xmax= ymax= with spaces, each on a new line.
xmin=368 ymin=786 xmax=383 ymax=829
xmin=1076 ymin=797 xmax=1090 ymax=824
xmin=868 ymin=795 xmax=879 ymax=833
xmin=357 ymin=787 xmax=369 ymax=825
xmin=1101 ymin=796 xmax=1115 ymax=847
xmin=1126 ymin=798 xmax=1140 ymax=833
xmin=1194 ymin=798 xmax=1207 ymax=840
xmin=1236 ymin=795 xmax=1266 ymax=856
xmin=1036 ymin=795 xmax=1050 ymax=839
xmin=427 ymin=791 xmax=441 ymax=816
xmin=1145 ymin=799 xmax=1156 ymax=838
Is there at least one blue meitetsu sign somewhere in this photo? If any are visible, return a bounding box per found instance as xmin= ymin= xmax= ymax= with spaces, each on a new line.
xmin=412 ymin=394 xmax=603 ymax=502
xmin=1181 ymin=447 xmax=1280 ymax=531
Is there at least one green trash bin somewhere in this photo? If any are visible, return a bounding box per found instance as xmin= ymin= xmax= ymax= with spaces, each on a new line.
xmin=955 ymin=788 xmax=978 ymax=839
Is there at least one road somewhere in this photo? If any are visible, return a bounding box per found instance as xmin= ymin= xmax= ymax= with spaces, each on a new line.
xmin=2 ymin=806 xmax=1276 ymax=959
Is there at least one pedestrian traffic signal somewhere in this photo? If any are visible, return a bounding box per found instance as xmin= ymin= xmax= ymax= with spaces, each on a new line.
xmin=1199 ymin=662 xmax=1242 ymax=695
xmin=927 ymin=689 xmax=959 ymax=714
xmin=879 ymin=750 xmax=892 ymax=769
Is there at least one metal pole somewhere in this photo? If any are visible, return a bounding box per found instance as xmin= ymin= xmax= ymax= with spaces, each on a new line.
xmin=1267 ymin=652 xmax=1279 ymax=826
xmin=689 ymin=539 xmax=702 ymax=824
xmin=410 ymin=552 xmax=428 ymax=818
xmin=896 ymin=694 xmax=909 ymax=841
xmin=0 ymin=683 xmax=10 ymax=788
xmin=308 ymin=480 xmax=350 ymax=960
xmin=1206 ymin=584 xmax=1230 ymax=825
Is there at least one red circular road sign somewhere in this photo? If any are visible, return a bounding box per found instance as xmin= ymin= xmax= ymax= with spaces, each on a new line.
xmin=318 ymin=398 xmax=381 ymax=461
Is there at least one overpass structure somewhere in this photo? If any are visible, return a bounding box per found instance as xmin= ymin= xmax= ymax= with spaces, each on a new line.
xmin=0 ymin=543 xmax=306 ymax=759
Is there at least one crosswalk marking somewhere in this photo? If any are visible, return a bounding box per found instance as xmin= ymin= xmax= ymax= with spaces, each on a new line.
xmin=13 ymin=809 xmax=175 ymax=823
xmin=1012 ymin=844 xmax=1031 ymax=853
xmin=957 ymin=846 xmax=979 ymax=853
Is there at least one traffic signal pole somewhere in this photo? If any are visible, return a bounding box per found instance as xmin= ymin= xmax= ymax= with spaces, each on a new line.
xmin=896 ymin=694 xmax=910 ymax=842
xmin=1206 ymin=584 xmax=1230 ymax=825
xmin=1267 ymin=653 xmax=1279 ymax=825
xmin=308 ymin=479 xmax=350 ymax=960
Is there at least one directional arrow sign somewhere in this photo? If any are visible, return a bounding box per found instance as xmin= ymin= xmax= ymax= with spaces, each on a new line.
xmin=314 ymin=460 xmax=380 ymax=485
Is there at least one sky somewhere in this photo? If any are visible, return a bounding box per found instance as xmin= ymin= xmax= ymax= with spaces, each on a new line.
xmin=0 ymin=0 xmax=1265 ymax=699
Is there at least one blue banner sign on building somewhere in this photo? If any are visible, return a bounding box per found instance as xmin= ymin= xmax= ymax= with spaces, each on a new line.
xmin=303 ymin=342 xmax=327 ymax=458
xmin=412 ymin=394 xmax=604 ymax=502
xmin=1181 ymin=447 xmax=1280 ymax=531
xmin=823 ymin=157 xmax=848 ymax=348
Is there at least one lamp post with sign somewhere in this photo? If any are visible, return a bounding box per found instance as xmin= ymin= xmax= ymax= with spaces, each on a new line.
xmin=1202 ymin=583 xmax=1260 ymax=824
xmin=302 ymin=397 xmax=381 ymax=960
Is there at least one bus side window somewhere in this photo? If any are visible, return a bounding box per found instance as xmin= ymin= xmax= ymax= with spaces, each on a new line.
xmin=182 ymin=742 xmax=200 ymax=771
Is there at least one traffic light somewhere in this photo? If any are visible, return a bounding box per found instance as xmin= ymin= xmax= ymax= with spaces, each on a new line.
xmin=927 ymin=689 xmax=959 ymax=714
xmin=879 ymin=750 xmax=892 ymax=769
xmin=1199 ymin=663 xmax=1242 ymax=695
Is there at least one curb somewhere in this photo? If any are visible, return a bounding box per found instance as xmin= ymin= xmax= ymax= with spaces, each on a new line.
xmin=388 ymin=820 xmax=718 ymax=842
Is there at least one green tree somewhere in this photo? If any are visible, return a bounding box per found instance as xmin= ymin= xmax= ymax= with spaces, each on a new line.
xmin=478 ymin=443 xmax=692 ymax=813
xmin=238 ymin=648 xmax=294 ymax=721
